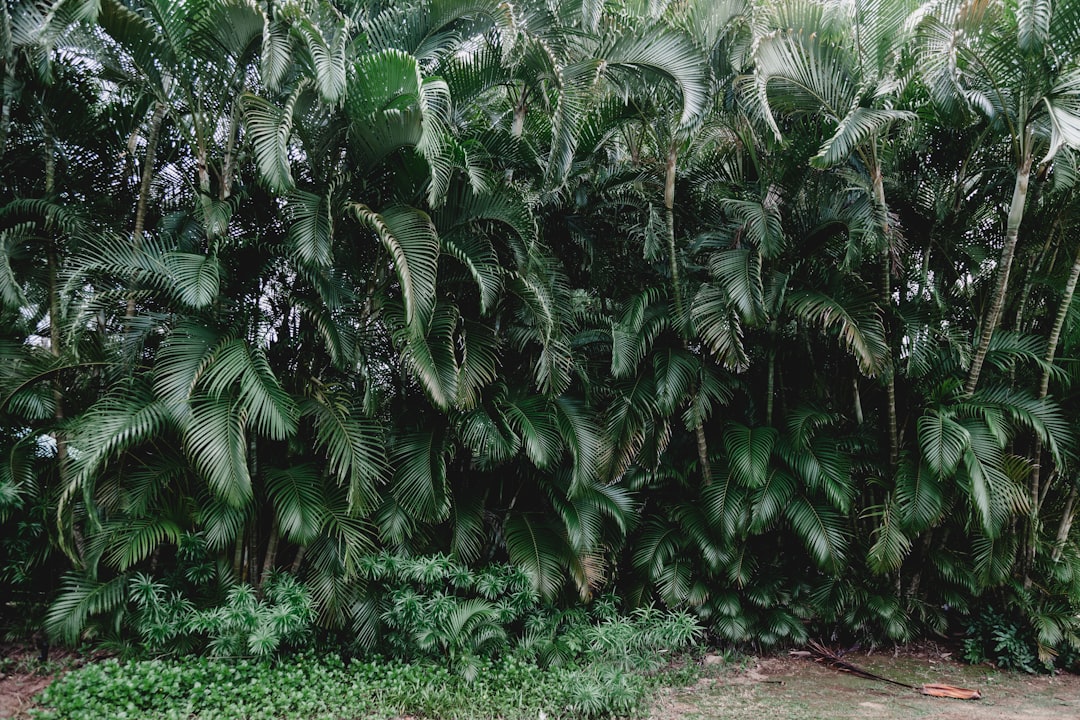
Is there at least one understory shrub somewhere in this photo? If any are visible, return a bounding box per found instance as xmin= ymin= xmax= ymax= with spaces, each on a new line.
xmin=961 ymin=585 xmax=1080 ymax=674
xmin=32 ymin=652 xmax=684 ymax=720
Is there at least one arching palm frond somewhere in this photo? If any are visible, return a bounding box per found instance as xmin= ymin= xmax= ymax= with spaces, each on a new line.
xmin=785 ymin=494 xmax=848 ymax=571
xmin=241 ymin=87 xmax=302 ymax=193
xmin=351 ymin=203 xmax=439 ymax=331
xmin=390 ymin=428 xmax=450 ymax=524
xmin=602 ymin=27 xmax=711 ymax=134
xmin=186 ymin=393 xmax=251 ymax=507
xmin=266 ymin=464 xmax=326 ymax=546
xmin=504 ymin=513 xmax=566 ymax=600
xmin=503 ymin=394 xmax=561 ymax=470
xmin=787 ymin=289 xmax=889 ymax=376
xmin=302 ymin=394 xmax=388 ymax=514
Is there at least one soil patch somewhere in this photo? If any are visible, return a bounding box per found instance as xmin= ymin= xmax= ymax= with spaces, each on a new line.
xmin=0 ymin=643 xmax=79 ymax=720
xmin=652 ymin=648 xmax=1080 ymax=720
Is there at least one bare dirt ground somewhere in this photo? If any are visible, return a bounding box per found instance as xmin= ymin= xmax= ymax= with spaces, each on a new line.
xmin=0 ymin=643 xmax=78 ymax=720
xmin=652 ymin=648 xmax=1080 ymax=720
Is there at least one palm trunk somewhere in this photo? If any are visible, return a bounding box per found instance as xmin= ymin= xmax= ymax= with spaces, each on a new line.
xmin=260 ymin=516 xmax=279 ymax=589
xmin=0 ymin=3 xmax=14 ymax=159
xmin=1013 ymin=225 xmax=1057 ymax=334
xmin=665 ymin=141 xmax=712 ymax=485
xmin=1052 ymin=485 xmax=1078 ymax=562
xmin=220 ymin=99 xmax=239 ymax=201
xmin=765 ymin=346 xmax=776 ymax=426
xmin=1023 ymin=241 xmax=1080 ymax=582
xmin=45 ymin=130 xmax=78 ymax=561
xmin=126 ymin=102 xmax=167 ymax=319
xmin=232 ymin=532 xmax=245 ymax=581
xmin=0 ymin=66 xmax=13 ymax=158
xmin=871 ymin=163 xmax=899 ymax=469
xmin=965 ymin=136 xmax=1033 ymax=396
xmin=511 ymin=85 xmax=528 ymax=139
xmin=290 ymin=545 xmax=307 ymax=574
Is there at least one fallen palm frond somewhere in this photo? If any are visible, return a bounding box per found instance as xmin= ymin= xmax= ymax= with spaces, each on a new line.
xmin=804 ymin=641 xmax=981 ymax=700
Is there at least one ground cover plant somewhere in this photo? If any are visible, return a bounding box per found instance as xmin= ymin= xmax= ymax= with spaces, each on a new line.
xmin=31 ymin=601 xmax=704 ymax=720
xmin=3 ymin=0 xmax=1080 ymax=683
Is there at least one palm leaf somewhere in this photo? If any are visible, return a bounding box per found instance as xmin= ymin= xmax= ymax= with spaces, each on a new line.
xmin=241 ymin=86 xmax=301 ymax=192
xmin=286 ymin=188 xmax=334 ymax=267
xmin=866 ymin=499 xmax=912 ymax=574
xmin=102 ymin=517 xmax=183 ymax=571
xmin=787 ymin=289 xmax=888 ymax=376
xmin=302 ymin=395 xmax=388 ymax=514
xmin=917 ymin=411 xmax=969 ymax=478
xmin=785 ymin=495 xmax=848 ymax=571
xmin=724 ymin=423 xmax=776 ymax=489
xmin=504 ymin=513 xmax=566 ymax=600
xmin=185 ymin=394 xmax=251 ymax=507
xmin=266 ymin=464 xmax=326 ymax=545
xmin=390 ymin=429 xmax=449 ymax=523
xmin=45 ymin=573 xmax=129 ymax=644
xmin=504 ymin=395 xmax=561 ymax=469
xmin=812 ymin=107 xmax=916 ymax=168
xmin=351 ymin=203 xmax=439 ymax=330
xmin=603 ymin=27 xmax=711 ymax=132
xmin=894 ymin=459 xmax=946 ymax=530
xmin=554 ymin=395 xmax=603 ymax=493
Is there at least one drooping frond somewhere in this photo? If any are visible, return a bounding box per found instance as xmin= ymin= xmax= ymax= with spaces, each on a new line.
xmin=351 ymin=203 xmax=440 ymax=330
xmin=787 ymin=289 xmax=888 ymax=376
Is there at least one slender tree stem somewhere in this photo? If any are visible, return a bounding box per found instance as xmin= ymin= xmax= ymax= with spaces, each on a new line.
xmin=126 ymin=102 xmax=167 ymax=319
xmin=665 ymin=140 xmax=712 ymax=485
xmin=766 ymin=346 xmax=776 ymax=426
xmin=1052 ymin=485 xmax=1078 ymax=563
xmin=260 ymin=515 xmax=280 ymax=589
xmin=871 ymin=161 xmax=899 ymax=469
xmin=965 ymin=135 xmax=1033 ymax=396
xmin=1023 ymin=240 xmax=1080 ymax=583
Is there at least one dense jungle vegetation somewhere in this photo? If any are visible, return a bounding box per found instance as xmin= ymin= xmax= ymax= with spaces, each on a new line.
xmin=3 ymin=0 xmax=1080 ymax=673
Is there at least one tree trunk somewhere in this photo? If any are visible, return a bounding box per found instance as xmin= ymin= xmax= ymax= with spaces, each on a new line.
xmin=260 ymin=516 xmax=279 ymax=589
xmin=45 ymin=129 xmax=78 ymax=561
xmin=220 ymin=99 xmax=239 ymax=201
xmin=0 ymin=66 xmax=13 ymax=158
xmin=1022 ymin=240 xmax=1080 ymax=583
xmin=871 ymin=163 xmax=899 ymax=469
xmin=1052 ymin=484 xmax=1078 ymax=562
xmin=0 ymin=3 xmax=14 ymax=158
xmin=965 ymin=138 xmax=1033 ymax=396
xmin=665 ymin=141 xmax=712 ymax=485
xmin=232 ymin=532 xmax=245 ymax=581
xmin=126 ymin=102 xmax=167 ymax=319
xmin=765 ymin=346 xmax=776 ymax=426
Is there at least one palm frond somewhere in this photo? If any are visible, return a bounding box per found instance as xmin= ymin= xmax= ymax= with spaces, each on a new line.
xmin=185 ymin=394 xmax=251 ymax=507
xmin=504 ymin=395 xmax=561 ymax=469
xmin=45 ymin=573 xmax=129 ymax=644
xmin=917 ymin=411 xmax=969 ymax=478
xmin=351 ymin=203 xmax=439 ymax=330
xmin=504 ymin=513 xmax=566 ymax=600
xmin=787 ymin=289 xmax=888 ymax=376
xmin=266 ymin=464 xmax=326 ymax=545
xmin=785 ymin=495 xmax=848 ymax=571
xmin=302 ymin=395 xmax=388 ymax=514
xmin=390 ymin=429 xmax=450 ymax=523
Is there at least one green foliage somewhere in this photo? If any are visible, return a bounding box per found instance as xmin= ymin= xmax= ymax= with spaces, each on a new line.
xmin=9 ymin=0 xmax=1080 ymax=664
xmin=962 ymin=606 xmax=1043 ymax=674
xmin=33 ymin=628 xmax=700 ymax=720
